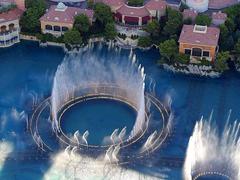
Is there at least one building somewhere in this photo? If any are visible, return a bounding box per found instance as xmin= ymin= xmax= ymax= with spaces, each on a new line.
xmin=182 ymin=8 xmax=198 ymax=22
xmin=178 ymin=25 xmax=220 ymax=62
xmin=212 ymin=11 xmax=227 ymax=26
xmin=115 ymin=5 xmax=151 ymax=26
xmin=40 ymin=2 xmax=94 ymax=36
xmin=183 ymin=0 xmax=240 ymax=12
xmin=114 ymin=0 xmax=167 ymax=26
xmin=0 ymin=0 xmax=25 ymax=48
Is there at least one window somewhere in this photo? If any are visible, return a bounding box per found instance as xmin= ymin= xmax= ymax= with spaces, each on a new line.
xmin=9 ymin=23 xmax=15 ymax=31
xmin=203 ymin=51 xmax=210 ymax=57
xmin=45 ymin=25 xmax=52 ymax=30
xmin=192 ymin=48 xmax=202 ymax=57
xmin=53 ymin=26 xmax=61 ymax=31
xmin=184 ymin=49 xmax=191 ymax=55
xmin=62 ymin=26 xmax=69 ymax=32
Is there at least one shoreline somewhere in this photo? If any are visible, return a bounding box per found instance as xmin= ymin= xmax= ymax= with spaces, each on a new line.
xmin=19 ymin=34 xmax=233 ymax=78
xmin=162 ymin=63 xmax=221 ymax=78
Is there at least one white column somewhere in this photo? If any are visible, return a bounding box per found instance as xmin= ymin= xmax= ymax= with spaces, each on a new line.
xmin=139 ymin=17 xmax=142 ymax=26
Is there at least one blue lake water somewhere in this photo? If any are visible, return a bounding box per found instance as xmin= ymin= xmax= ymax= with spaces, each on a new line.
xmin=0 ymin=40 xmax=239 ymax=179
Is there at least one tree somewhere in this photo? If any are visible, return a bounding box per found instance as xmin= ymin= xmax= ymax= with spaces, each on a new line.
xmin=87 ymin=0 xmax=94 ymax=9
xmin=127 ymin=0 xmax=144 ymax=6
xmin=94 ymin=3 xmax=113 ymax=25
xmin=214 ymin=51 xmax=230 ymax=72
xmin=177 ymin=53 xmax=190 ymax=64
xmin=195 ymin=14 xmax=211 ymax=26
xmin=159 ymin=39 xmax=178 ymax=62
xmin=74 ymin=14 xmax=91 ymax=34
xmin=20 ymin=0 xmax=46 ymax=33
xmin=138 ymin=36 xmax=152 ymax=47
xmin=145 ymin=20 xmax=160 ymax=37
xmin=64 ymin=30 xmax=83 ymax=45
xmin=235 ymin=39 xmax=240 ymax=55
xmin=163 ymin=8 xmax=183 ymax=37
xmin=104 ymin=23 xmax=117 ymax=40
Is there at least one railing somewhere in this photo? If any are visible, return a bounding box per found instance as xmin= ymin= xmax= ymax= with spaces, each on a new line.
xmin=0 ymin=28 xmax=20 ymax=47
xmin=115 ymin=23 xmax=148 ymax=36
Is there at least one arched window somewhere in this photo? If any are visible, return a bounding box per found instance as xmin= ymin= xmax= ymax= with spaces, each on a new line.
xmin=45 ymin=25 xmax=52 ymax=30
xmin=8 ymin=23 xmax=15 ymax=31
xmin=62 ymin=26 xmax=69 ymax=32
xmin=53 ymin=26 xmax=61 ymax=32
xmin=192 ymin=48 xmax=202 ymax=57
xmin=0 ymin=25 xmax=7 ymax=33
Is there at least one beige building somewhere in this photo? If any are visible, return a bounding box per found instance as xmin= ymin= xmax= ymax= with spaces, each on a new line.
xmin=179 ymin=25 xmax=220 ymax=62
xmin=40 ymin=3 xmax=94 ymax=37
xmin=0 ymin=0 xmax=25 ymax=47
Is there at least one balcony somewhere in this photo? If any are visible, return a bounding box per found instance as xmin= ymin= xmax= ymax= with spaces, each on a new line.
xmin=0 ymin=29 xmax=20 ymax=48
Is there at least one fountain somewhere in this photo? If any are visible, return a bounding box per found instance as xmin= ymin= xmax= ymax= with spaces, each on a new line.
xmin=183 ymin=111 xmax=240 ymax=180
xmin=82 ymin=130 xmax=89 ymax=146
xmin=104 ymin=145 xmax=114 ymax=162
xmin=118 ymin=127 xmax=127 ymax=143
xmin=141 ymin=131 xmax=158 ymax=152
xmin=112 ymin=145 xmax=121 ymax=162
xmin=73 ymin=130 xmax=80 ymax=146
xmin=110 ymin=129 xmax=119 ymax=144
xmin=51 ymin=51 xmax=147 ymax=146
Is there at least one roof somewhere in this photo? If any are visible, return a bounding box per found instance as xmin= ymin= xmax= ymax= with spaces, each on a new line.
xmin=182 ymin=9 xmax=198 ymax=19
xmin=178 ymin=25 xmax=220 ymax=47
xmin=116 ymin=4 xmax=150 ymax=17
xmin=145 ymin=0 xmax=167 ymax=11
xmin=0 ymin=8 xmax=23 ymax=24
xmin=101 ymin=0 xmax=125 ymax=7
xmin=212 ymin=11 xmax=227 ymax=20
xmin=40 ymin=3 xmax=94 ymax=24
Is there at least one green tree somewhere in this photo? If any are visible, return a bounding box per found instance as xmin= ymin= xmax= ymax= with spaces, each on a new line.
xmin=163 ymin=8 xmax=183 ymax=37
xmin=214 ymin=51 xmax=230 ymax=72
xmin=64 ymin=30 xmax=83 ymax=45
xmin=138 ymin=36 xmax=152 ymax=47
xmin=104 ymin=23 xmax=117 ymax=40
xmin=177 ymin=53 xmax=190 ymax=64
xmin=127 ymin=0 xmax=144 ymax=6
xmin=145 ymin=20 xmax=160 ymax=37
xmin=159 ymin=39 xmax=178 ymax=62
xmin=74 ymin=14 xmax=91 ymax=34
xmin=235 ymin=39 xmax=240 ymax=55
xmin=94 ymin=3 xmax=113 ymax=25
xmin=20 ymin=0 xmax=46 ymax=33
xmin=87 ymin=0 xmax=94 ymax=9
xmin=195 ymin=14 xmax=211 ymax=26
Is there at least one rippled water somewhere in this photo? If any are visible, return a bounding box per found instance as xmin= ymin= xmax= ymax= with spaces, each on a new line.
xmin=0 ymin=40 xmax=239 ymax=179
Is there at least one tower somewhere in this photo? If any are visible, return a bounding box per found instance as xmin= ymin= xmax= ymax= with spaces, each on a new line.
xmin=14 ymin=0 xmax=26 ymax=11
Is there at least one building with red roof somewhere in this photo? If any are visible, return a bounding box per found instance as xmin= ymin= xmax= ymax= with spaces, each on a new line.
xmin=115 ymin=5 xmax=150 ymax=26
xmin=40 ymin=2 xmax=94 ymax=36
xmin=100 ymin=0 xmax=166 ymax=26
xmin=182 ymin=8 xmax=198 ymax=22
xmin=179 ymin=25 xmax=220 ymax=62
xmin=145 ymin=0 xmax=167 ymax=19
xmin=0 ymin=0 xmax=25 ymax=47
xmin=212 ymin=11 xmax=227 ymax=26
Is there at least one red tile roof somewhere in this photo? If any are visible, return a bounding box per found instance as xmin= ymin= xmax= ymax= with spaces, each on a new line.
xmin=0 ymin=8 xmax=23 ymax=24
xmin=145 ymin=0 xmax=167 ymax=11
xmin=179 ymin=25 xmax=220 ymax=47
xmin=116 ymin=4 xmax=150 ymax=17
xmin=182 ymin=9 xmax=198 ymax=20
xmin=212 ymin=11 xmax=227 ymax=20
xmin=40 ymin=4 xmax=94 ymax=24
